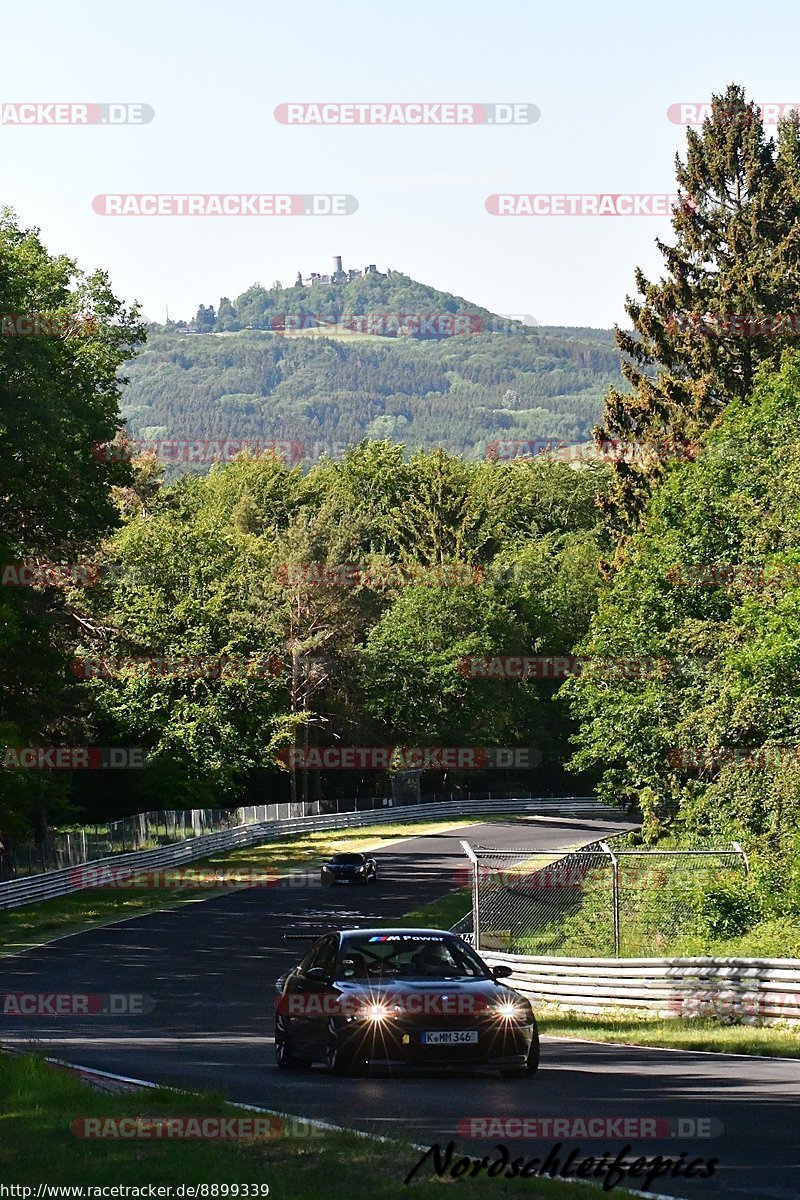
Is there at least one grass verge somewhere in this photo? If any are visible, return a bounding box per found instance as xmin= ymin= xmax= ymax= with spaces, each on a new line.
xmin=402 ymin=886 xmax=472 ymax=930
xmin=538 ymin=1010 xmax=800 ymax=1057
xmin=0 ymin=1051 xmax=629 ymax=1197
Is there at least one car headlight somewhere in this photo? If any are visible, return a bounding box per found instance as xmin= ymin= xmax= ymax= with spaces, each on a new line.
xmin=360 ymin=1002 xmax=389 ymax=1021
xmin=356 ymin=865 xmax=365 ymax=873
xmin=492 ymin=1000 xmax=527 ymax=1020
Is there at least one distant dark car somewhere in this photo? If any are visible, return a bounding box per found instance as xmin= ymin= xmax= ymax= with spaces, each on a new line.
xmin=320 ymin=852 xmax=377 ymax=887
xmin=274 ymin=927 xmax=539 ymax=1076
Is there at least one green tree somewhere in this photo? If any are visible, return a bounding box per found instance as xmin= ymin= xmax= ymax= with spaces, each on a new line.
xmin=193 ymin=304 xmax=216 ymax=332
xmin=0 ymin=210 xmax=144 ymax=842
xmin=598 ymin=84 xmax=800 ymax=545
xmin=567 ymin=351 xmax=800 ymax=868
xmin=215 ymin=297 xmax=240 ymax=332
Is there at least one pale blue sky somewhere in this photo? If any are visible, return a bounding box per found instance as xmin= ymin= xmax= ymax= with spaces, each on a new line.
xmin=1 ymin=1 xmax=796 ymax=326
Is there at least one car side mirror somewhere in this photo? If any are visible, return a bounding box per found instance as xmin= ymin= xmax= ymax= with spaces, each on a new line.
xmin=306 ymin=966 xmax=332 ymax=983
xmin=492 ymin=964 xmax=514 ymax=979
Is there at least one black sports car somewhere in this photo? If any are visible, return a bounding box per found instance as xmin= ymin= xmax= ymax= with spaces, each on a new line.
xmin=274 ymin=927 xmax=539 ymax=1076
xmin=320 ymin=852 xmax=377 ymax=886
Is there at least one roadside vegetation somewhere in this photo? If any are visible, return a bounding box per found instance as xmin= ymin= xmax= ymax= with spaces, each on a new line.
xmin=539 ymin=1011 xmax=800 ymax=1058
xmin=0 ymin=1052 xmax=634 ymax=1198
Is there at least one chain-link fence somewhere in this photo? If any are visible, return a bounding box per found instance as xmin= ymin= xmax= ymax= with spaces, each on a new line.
xmin=0 ymin=803 xmax=321 ymax=881
xmin=456 ymin=838 xmax=749 ymax=957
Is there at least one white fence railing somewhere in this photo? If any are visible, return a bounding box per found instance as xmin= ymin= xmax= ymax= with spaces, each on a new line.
xmin=0 ymin=796 xmax=622 ymax=912
xmin=480 ymin=950 xmax=800 ymax=1023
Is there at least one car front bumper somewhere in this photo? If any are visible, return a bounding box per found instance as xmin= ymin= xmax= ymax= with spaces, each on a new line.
xmin=336 ymin=1015 xmax=535 ymax=1068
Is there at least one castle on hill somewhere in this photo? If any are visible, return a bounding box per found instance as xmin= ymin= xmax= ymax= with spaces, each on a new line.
xmin=295 ymin=256 xmax=388 ymax=287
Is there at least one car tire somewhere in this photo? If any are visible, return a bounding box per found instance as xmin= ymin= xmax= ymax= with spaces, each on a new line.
xmin=325 ymin=1019 xmax=363 ymax=1075
xmin=500 ymin=1024 xmax=540 ymax=1077
xmin=275 ymin=1014 xmax=311 ymax=1071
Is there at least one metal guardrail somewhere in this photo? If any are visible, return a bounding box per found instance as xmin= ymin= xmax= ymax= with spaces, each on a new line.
xmin=479 ymin=950 xmax=800 ymax=1023
xmin=1 ymin=789 xmax=609 ymax=880
xmin=1 ymin=802 xmax=324 ymax=880
xmin=0 ymin=795 xmax=619 ymax=912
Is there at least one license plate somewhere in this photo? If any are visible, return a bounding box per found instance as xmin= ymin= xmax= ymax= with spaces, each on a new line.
xmin=420 ymin=1030 xmax=478 ymax=1045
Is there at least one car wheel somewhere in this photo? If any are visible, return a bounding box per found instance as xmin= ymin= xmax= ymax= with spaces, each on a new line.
xmin=500 ymin=1024 xmax=540 ymax=1077
xmin=325 ymin=1019 xmax=362 ymax=1075
xmin=275 ymin=1014 xmax=310 ymax=1071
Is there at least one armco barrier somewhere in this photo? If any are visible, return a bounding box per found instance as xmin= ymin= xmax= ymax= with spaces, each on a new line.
xmin=0 ymin=796 xmax=623 ymax=912
xmin=479 ymin=950 xmax=800 ymax=1024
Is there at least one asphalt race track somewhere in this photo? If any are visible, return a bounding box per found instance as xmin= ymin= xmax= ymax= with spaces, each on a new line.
xmin=1 ymin=814 xmax=799 ymax=1199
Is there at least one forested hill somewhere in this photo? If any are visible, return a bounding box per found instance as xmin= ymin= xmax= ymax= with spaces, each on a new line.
xmin=123 ymin=271 xmax=623 ymax=464
xmin=184 ymin=269 xmax=505 ymax=332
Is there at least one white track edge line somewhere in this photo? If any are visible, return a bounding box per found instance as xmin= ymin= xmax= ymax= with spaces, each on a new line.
xmin=0 ymin=1045 xmax=691 ymax=1200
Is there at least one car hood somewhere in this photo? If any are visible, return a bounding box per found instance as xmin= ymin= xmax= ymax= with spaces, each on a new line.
xmin=333 ymin=979 xmax=523 ymax=1004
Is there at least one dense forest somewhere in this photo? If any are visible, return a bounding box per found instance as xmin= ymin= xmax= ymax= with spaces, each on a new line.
xmin=3 ymin=86 xmax=800 ymax=953
xmin=122 ymin=320 xmax=623 ymax=464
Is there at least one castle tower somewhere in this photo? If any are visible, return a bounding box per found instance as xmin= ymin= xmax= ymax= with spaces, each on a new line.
xmin=333 ymin=255 xmax=343 ymax=279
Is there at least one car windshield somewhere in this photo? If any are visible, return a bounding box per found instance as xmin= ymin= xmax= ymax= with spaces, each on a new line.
xmin=331 ymin=854 xmax=363 ymax=865
xmin=337 ymin=934 xmax=490 ymax=980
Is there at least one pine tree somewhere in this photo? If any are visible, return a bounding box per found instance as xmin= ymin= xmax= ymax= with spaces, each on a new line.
xmin=598 ymin=84 xmax=800 ymax=548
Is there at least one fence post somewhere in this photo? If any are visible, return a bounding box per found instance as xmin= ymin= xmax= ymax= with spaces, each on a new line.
xmin=460 ymin=840 xmax=481 ymax=952
xmin=600 ymin=840 xmax=620 ymax=956
xmin=732 ymin=840 xmax=750 ymax=878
